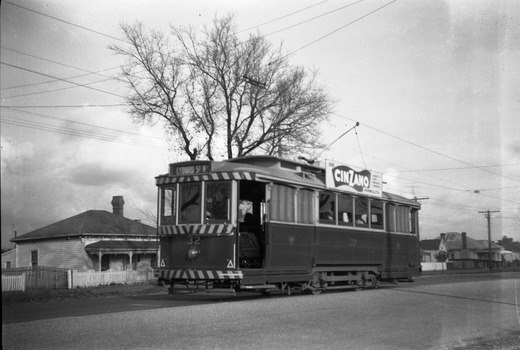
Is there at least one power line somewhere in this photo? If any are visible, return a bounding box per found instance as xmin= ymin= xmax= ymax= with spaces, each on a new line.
xmin=3 ymin=1 xmax=126 ymax=43
xmin=1 ymin=61 xmax=125 ymax=99
xmin=0 ymin=115 xmax=167 ymax=151
xmin=1 ymin=104 xmax=126 ymax=108
xmin=238 ymin=0 xmax=331 ymax=33
xmin=333 ymin=113 xmax=520 ymax=184
xmin=264 ymin=0 xmax=364 ymax=37
xmin=1 ymin=106 xmax=165 ymax=142
xmin=273 ymin=0 xmax=398 ymax=61
xmin=0 ymin=46 xmax=121 ymax=87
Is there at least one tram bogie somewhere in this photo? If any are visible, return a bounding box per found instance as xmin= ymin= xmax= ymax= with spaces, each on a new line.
xmin=155 ymin=156 xmax=421 ymax=295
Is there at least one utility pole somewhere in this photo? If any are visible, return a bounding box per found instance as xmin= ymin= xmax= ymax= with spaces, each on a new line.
xmin=478 ymin=210 xmax=500 ymax=270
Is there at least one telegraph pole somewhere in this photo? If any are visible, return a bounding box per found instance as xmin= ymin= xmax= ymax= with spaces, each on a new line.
xmin=478 ymin=210 xmax=500 ymax=270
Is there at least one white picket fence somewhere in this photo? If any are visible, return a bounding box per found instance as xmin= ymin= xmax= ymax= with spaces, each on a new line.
xmin=421 ymin=262 xmax=447 ymax=272
xmin=71 ymin=269 xmax=154 ymax=288
xmin=2 ymin=274 xmax=26 ymax=292
xmin=2 ymin=268 xmax=155 ymax=292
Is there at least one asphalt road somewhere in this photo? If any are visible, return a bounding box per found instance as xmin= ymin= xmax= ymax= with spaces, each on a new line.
xmin=3 ymin=272 xmax=520 ymax=349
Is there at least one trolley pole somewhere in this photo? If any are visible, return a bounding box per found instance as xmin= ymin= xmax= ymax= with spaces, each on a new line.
xmin=478 ymin=210 xmax=500 ymax=270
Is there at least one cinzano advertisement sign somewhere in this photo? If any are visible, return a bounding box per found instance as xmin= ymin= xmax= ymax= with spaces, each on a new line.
xmin=325 ymin=160 xmax=383 ymax=198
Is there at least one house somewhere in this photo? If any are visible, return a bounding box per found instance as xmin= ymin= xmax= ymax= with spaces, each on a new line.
xmin=420 ymin=237 xmax=448 ymax=262
xmin=420 ymin=232 xmax=502 ymax=269
xmin=9 ymin=196 xmax=158 ymax=272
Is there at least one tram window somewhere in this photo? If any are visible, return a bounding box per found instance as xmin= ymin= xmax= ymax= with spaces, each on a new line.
xmin=297 ymin=189 xmax=314 ymax=224
xmin=396 ymin=206 xmax=410 ymax=233
xmin=410 ymin=208 xmax=419 ymax=234
xmin=205 ymin=182 xmax=231 ymax=221
xmin=386 ymin=204 xmax=396 ymax=232
xmin=271 ymin=184 xmax=295 ymax=222
xmin=319 ymin=191 xmax=336 ymax=224
xmin=161 ymin=187 xmax=176 ymax=225
xmin=354 ymin=197 xmax=369 ymax=227
xmin=179 ymin=183 xmax=201 ymax=224
xmin=338 ymin=194 xmax=353 ymax=226
xmin=370 ymin=200 xmax=384 ymax=229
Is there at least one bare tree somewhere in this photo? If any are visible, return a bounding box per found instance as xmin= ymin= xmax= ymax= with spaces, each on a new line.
xmin=110 ymin=15 xmax=334 ymax=160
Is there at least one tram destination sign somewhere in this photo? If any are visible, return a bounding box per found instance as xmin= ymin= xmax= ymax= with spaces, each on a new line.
xmin=169 ymin=161 xmax=213 ymax=176
xmin=325 ymin=160 xmax=383 ymax=198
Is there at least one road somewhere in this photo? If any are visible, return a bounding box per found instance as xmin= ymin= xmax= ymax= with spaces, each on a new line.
xmin=2 ymin=272 xmax=520 ymax=349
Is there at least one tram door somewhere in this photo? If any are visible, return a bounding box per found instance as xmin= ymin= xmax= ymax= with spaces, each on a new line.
xmin=237 ymin=181 xmax=266 ymax=268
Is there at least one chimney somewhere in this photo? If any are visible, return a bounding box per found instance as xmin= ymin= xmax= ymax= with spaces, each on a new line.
xmin=462 ymin=232 xmax=467 ymax=250
xmin=111 ymin=196 xmax=125 ymax=217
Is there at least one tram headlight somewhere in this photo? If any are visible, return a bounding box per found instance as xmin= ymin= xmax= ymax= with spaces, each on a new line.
xmin=186 ymin=246 xmax=200 ymax=261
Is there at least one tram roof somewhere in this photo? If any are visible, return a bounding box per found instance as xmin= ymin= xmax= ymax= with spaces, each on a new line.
xmin=157 ymin=155 xmax=420 ymax=207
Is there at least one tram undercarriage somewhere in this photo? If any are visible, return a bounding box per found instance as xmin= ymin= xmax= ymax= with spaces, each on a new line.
xmin=164 ymin=266 xmax=386 ymax=295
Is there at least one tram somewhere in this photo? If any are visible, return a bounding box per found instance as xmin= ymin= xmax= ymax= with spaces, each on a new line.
xmin=155 ymin=156 xmax=421 ymax=294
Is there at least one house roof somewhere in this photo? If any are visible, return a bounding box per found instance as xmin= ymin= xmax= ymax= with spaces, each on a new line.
xmin=419 ymin=239 xmax=441 ymax=250
xmin=12 ymin=210 xmax=156 ymax=242
xmin=437 ymin=232 xmax=501 ymax=251
xmin=85 ymin=240 xmax=158 ymax=252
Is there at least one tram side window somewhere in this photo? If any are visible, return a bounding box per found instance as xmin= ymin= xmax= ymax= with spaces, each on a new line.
xmin=271 ymin=184 xmax=295 ymax=222
xmin=297 ymin=189 xmax=314 ymax=224
xmin=179 ymin=183 xmax=201 ymax=224
xmin=396 ymin=205 xmax=410 ymax=233
xmin=338 ymin=194 xmax=353 ymax=226
xmin=370 ymin=200 xmax=384 ymax=230
xmin=161 ymin=187 xmax=176 ymax=225
xmin=410 ymin=208 xmax=419 ymax=234
xmin=386 ymin=204 xmax=396 ymax=232
xmin=205 ymin=182 xmax=231 ymax=222
xmin=319 ymin=191 xmax=336 ymax=224
xmin=354 ymin=197 xmax=369 ymax=227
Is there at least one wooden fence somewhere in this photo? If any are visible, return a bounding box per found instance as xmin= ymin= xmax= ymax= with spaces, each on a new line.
xmin=2 ymin=266 xmax=155 ymax=292
xmin=2 ymin=266 xmax=69 ymax=291
xmin=71 ymin=269 xmax=155 ymax=288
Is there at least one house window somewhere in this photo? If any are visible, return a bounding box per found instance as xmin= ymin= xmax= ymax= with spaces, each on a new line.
xmin=31 ymin=250 xmax=38 ymax=266
xmin=5 ymin=261 xmax=11 ymax=269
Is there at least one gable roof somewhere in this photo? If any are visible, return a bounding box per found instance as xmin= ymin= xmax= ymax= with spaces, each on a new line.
xmin=437 ymin=232 xmax=501 ymax=251
xmin=12 ymin=210 xmax=156 ymax=242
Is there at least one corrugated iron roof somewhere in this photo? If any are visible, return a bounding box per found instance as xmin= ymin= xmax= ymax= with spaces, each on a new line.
xmin=12 ymin=210 xmax=156 ymax=242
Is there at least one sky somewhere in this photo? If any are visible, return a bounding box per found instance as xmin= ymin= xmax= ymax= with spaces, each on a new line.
xmin=1 ymin=0 xmax=519 ymax=250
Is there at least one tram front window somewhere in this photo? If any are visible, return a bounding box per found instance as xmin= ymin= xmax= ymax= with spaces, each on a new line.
xmin=205 ymin=182 xmax=231 ymax=221
xmin=179 ymin=183 xmax=201 ymax=223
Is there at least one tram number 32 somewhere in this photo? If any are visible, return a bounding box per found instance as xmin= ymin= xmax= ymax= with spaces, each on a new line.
xmin=187 ymin=236 xmax=201 ymax=245
xmin=350 ymin=239 xmax=357 ymax=247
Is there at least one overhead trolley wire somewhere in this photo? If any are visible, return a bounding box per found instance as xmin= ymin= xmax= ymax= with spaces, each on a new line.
xmin=238 ymin=0 xmax=331 ymax=33
xmin=264 ymin=0 xmax=364 ymax=37
xmin=333 ymin=113 xmax=520 ymax=184
xmin=270 ymin=0 xmax=398 ymax=64
xmin=3 ymin=1 xmax=127 ymax=44
xmin=1 ymin=61 xmax=125 ymax=99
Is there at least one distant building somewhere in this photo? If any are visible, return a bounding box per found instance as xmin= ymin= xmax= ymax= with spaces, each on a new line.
xmin=9 ymin=196 xmax=158 ymax=272
xmin=420 ymin=232 xmax=502 ymax=269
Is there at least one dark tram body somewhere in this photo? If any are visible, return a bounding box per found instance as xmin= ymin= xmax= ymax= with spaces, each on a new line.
xmin=155 ymin=156 xmax=421 ymax=294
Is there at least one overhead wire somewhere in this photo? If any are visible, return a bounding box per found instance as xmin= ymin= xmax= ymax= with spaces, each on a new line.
xmin=238 ymin=0 xmax=331 ymax=33
xmin=333 ymin=112 xmax=520 ymax=184
xmin=3 ymin=1 xmax=127 ymax=44
xmin=1 ymin=61 xmax=125 ymax=99
xmin=269 ymin=0 xmax=399 ymax=64
xmin=264 ymin=0 xmax=364 ymax=37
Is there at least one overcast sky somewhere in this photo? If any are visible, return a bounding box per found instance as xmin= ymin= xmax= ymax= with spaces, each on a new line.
xmin=1 ymin=0 xmax=519 ymax=250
